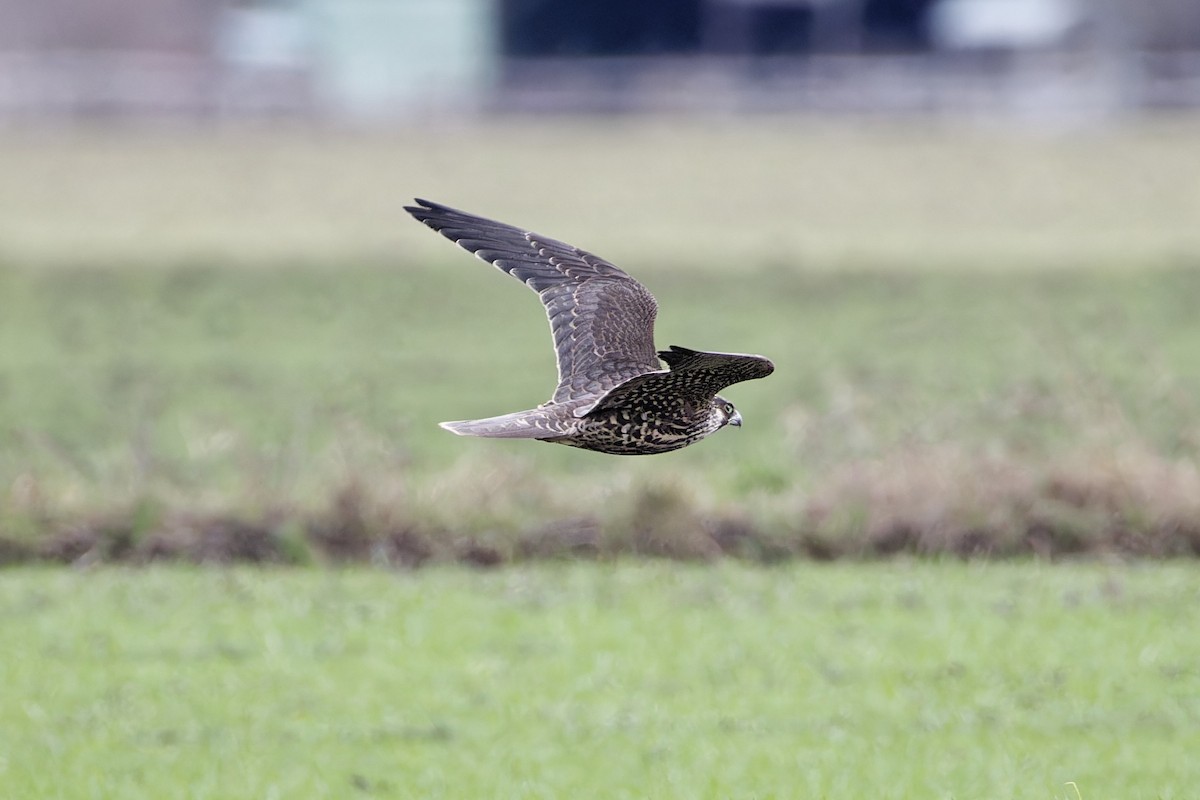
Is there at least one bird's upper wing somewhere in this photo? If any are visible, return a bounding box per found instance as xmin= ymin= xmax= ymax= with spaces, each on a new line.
xmin=406 ymin=199 xmax=661 ymax=403
xmin=579 ymin=346 xmax=775 ymax=417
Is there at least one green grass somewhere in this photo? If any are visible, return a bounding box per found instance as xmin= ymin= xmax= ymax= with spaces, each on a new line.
xmin=2 ymin=562 xmax=1198 ymax=798
xmin=3 ymin=118 xmax=1199 ymax=800
xmin=3 ymin=259 xmax=1200 ymax=550
xmin=1 ymin=122 xmax=1199 ymax=555
xmin=5 ymin=261 xmax=1200 ymax=484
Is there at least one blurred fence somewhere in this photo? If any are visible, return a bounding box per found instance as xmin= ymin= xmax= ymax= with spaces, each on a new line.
xmin=497 ymin=52 xmax=1200 ymax=117
xmin=0 ymin=51 xmax=313 ymax=121
xmin=2 ymin=49 xmax=1200 ymax=122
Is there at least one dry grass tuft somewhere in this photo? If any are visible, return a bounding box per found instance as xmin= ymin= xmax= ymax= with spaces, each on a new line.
xmin=802 ymin=447 xmax=1040 ymax=557
xmin=1041 ymin=446 xmax=1200 ymax=556
xmin=801 ymin=444 xmax=1200 ymax=559
xmin=4 ymin=446 xmax=1199 ymax=567
xmin=620 ymin=477 xmax=722 ymax=561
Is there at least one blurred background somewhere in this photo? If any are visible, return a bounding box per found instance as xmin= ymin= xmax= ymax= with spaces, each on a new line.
xmin=5 ymin=7 xmax=1200 ymax=797
xmin=1 ymin=0 xmax=1199 ymax=564
xmin=2 ymin=0 xmax=1200 ymax=121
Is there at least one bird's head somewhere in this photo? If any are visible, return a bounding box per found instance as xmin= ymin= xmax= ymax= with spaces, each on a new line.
xmin=713 ymin=396 xmax=742 ymax=429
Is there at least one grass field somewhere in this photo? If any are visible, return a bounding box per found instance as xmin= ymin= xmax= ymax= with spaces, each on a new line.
xmin=3 ymin=562 xmax=1199 ymax=799
xmin=4 ymin=257 xmax=1200 ymax=561
xmin=2 ymin=119 xmax=1200 ymax=559
xmin=2 ymin=120 xmax=1199 ymax=798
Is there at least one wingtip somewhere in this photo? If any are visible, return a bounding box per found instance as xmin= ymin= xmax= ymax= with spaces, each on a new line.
xmin=406 ymin=198 xmax=478 ymax=226
xmin=404 ymin=197 xmax=435 ymax=217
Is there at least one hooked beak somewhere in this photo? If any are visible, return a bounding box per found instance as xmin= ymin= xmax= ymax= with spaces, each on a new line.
xmin=728 ymin=410 xmax=743 ymax=428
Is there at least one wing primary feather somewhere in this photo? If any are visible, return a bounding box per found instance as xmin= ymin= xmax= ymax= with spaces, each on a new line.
xmin=407 ymin=199 xmax=662 ymax=404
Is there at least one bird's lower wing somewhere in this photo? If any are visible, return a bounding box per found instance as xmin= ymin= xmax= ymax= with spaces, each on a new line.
xmin=578 ymin=347 xmax=774 ymax=417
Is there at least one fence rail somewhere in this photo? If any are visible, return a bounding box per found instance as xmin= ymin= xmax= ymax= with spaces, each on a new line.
xmin=2 ymin=49 xmax=1200 ymax=122
xmin=495 ymin=52 xmax=1200 ymax=118
xmin=0 ymin=51 xmax=312 ymax=121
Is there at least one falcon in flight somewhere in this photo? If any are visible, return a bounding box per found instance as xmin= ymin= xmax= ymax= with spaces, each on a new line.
xmin=406 ymin=199 xmax=774 ymax=455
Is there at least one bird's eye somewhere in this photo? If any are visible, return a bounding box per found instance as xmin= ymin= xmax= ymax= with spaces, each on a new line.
xmin=724 ymin=403 xmax=735 ymax=415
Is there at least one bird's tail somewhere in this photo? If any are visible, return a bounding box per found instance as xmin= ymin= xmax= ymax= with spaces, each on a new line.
xmin=439 ymin=408 xmax=563 ymax=439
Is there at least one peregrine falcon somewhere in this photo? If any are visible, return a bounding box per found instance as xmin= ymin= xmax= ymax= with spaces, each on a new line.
xmin=406 ymin=199 xmax=774 ymax=455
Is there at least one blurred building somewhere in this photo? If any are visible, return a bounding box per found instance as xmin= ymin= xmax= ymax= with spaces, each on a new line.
xmin=0 ymin=0 xmax=492 ymax=120
xmin=0 ymin=0 xmax=1198 ymax=121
